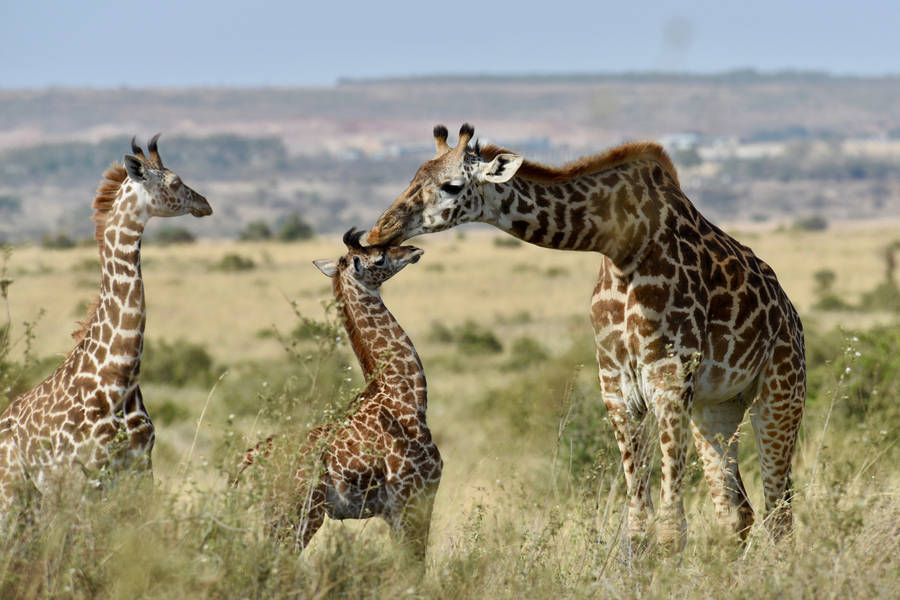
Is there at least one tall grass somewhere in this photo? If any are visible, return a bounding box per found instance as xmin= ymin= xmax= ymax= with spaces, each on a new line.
xmin=0 ymin=242 xmax=897 ymax=598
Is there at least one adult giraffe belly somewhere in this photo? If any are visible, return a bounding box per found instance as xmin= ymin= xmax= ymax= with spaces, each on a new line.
xmin=692 ymin=358 xmax=763 ymax=407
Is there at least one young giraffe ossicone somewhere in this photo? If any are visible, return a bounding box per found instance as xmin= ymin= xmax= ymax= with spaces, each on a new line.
xmin=0 ymin=135 xmax=212 ymax=515
xmin=368 ymin=124 xmax=805 ymax=549
xmin=236 ymin=229 xmax=441 ymax=558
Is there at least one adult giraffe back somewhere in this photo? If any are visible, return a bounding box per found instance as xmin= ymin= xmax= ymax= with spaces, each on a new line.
xmin=367 ymin=123 xmax=805 ymax=548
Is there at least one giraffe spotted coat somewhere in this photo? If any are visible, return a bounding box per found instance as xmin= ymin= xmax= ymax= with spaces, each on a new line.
xmin=0 ymin=136 xmax=212 ymax=514
xmin=237 ymin=230 xmax=441 ymax=557
xmin=368 ymin=124 xmax=805 ymax=548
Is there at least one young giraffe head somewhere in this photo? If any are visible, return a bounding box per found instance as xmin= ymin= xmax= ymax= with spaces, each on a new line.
xmin=119 ymin=134 xmax=212 ymax=220
xmin=367 ymin=124 xmax=523 ymax=245
xmin=313 ymin=228 xmax=423 ymax=287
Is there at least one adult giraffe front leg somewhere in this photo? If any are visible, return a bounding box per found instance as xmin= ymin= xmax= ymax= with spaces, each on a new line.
xmin=638 ymin=354 xmax=696 ymax=551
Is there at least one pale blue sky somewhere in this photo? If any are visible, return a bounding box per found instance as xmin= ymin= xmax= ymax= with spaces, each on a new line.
xmin=1 ymin=0 xmax=898 ymax=88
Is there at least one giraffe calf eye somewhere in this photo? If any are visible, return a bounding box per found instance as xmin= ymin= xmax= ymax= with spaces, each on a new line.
xmin=440 ymin=182 xmax=463 ymax=195
xmin=374 ymin=254 xmax=386 ymax=266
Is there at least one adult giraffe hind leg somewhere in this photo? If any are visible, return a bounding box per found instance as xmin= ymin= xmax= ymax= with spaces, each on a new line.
xmin=691 ymin=395 xmax=755 ymax=541
xmin=750 ymin=327 xmax=805 ymax=542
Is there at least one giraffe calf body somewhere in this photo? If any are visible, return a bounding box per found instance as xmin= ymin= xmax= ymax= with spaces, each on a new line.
xmin=238 ymin=230 xmax=441 ymax=557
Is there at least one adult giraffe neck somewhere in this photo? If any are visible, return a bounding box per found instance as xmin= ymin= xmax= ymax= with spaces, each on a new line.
xmin=480 ymin=159 xmax=676 ymax=274
xmin=333 ymin=274 xmax=427 ymax=410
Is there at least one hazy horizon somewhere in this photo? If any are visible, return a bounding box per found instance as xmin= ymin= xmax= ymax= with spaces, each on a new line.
xmin=2 ymin=1 xmax=899 ymax=89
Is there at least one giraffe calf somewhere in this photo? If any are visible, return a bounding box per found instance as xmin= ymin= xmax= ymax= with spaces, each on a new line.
xmin=236 ymin=229 xmax=441 ymax=558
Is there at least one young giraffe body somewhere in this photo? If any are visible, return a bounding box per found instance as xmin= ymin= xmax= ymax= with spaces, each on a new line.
xmin=0 ymin=136 xmax=212 ymax=513
xmin=237 ymin=230 xmax=441 ymax=557
xmin=368 ymin=124 xmax=806 ymax=548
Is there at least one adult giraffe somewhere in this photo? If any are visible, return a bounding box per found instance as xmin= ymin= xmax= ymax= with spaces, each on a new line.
xmin=367 ymin=124 xmax=805 ymax=548
xmin=0 ymin=135 xmax=212 ymax=515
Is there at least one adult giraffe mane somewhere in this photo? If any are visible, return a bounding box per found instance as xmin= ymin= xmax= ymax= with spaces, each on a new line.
xmin=71 ymin=162 xmax=128 ymax=342
xmin=478 ymin=141 xmax=682 ymax=189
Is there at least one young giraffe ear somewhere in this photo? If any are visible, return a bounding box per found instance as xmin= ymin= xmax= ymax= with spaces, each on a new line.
xmin=478 ymin=153 xmax=523 ymax=184
xmin=123 ymin=154 xmax=147 ymax=181
xmin=312 ymin=259 xmax=338 ymax=277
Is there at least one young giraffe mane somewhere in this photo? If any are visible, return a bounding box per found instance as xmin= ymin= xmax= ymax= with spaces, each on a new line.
xmin=478 ymin=141 xmax=682 ymax=188
xmin=71 ymin=162 xmax=128 ymax=342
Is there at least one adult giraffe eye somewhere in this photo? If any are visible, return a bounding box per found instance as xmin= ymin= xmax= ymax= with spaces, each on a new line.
xmin=440 ymin=182 xmax=463 ymax=195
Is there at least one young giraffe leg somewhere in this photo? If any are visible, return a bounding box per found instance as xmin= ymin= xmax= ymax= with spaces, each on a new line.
xmin=690 ymin=396 xmax=754 ymax=540
xmin=750 ymin=336 xmax=805 ymax=541
xmin=389 ymin=480 xmax=440 ymax=561
xmin=602 ymin=395 xmax=655 ymax=542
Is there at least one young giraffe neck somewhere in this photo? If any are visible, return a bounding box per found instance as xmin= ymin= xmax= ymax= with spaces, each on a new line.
xmin=78 ymin=182 xmax=150 ymax=391
xmin=333 ymin=274 xmax=426 ymax=411
xmin=480 ymin=160 xmax=677 ymax=272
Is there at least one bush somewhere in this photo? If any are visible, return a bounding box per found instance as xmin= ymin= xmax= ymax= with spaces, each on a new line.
xmin=504 ymin=336 xmax=550 ymax=370
xmin=456 ymin=321 xmax=503 ymax=354
xmin=41 ymin=233 xmax=75 ymax=249
xmin=214 ymin=253 xmax=256 ymax=272
xmin=153 ymin=227 xmax=196 ymax=245
xmin=792 ymin=214 xmax=829 ymax=231
xmin=142 ymin=338 xmax=216 ymax=388
xmin=239 ymin=221 xmax=273 ymax=241
xmin=276 ymin=213 xmax=314 ymax=242
xmin=493 ymin=237 xmax=522 ymax=248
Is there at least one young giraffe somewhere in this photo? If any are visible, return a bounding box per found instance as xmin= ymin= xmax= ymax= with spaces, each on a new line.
xmin=236 ymin=229 xmax=441 ymax=558
xmin=0 ymin=135 xmax=212 ymax=514
xmin=368 ymin=124 xmax=805 ymax=548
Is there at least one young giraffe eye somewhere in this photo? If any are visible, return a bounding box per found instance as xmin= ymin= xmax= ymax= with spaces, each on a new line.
xmin=374 ymin=254 xmax=386 ymax=266
xmin=440 ymin=182 xmax=464 ymax=195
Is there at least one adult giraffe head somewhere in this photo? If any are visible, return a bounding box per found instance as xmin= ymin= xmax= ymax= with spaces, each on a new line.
xmin=119 ymin=134 xmax=213 ymax=220
xmin=313 ymin=228 xmax=423 ymax=289
xmin=367 ymin=124 xmax=523 ymax=245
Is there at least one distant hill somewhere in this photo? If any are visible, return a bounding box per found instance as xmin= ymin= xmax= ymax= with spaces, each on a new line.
xmin=1 ymin=72 xmax=899 ymax=242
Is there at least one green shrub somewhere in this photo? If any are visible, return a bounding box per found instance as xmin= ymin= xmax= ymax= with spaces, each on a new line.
xmin=239 ymin=221 xmax=273 ymax=241
xmin=142 ymin=338 xmax=217 ymax=388
xmin=276 ymin=213 xmax=314 ymax=241
xmin=151 ymin=399 xmax=190 ymax=425
xmin=214 ymin=253 xmax=256 ymax=272
xmin=504 ymin=336 xmax=550 ymax=370
xmin=493 ymin=236 xmax=522 ymax=248
xmin=153 ymin=227 xmax=196 ymax=245
xmin=858 ymin=281 xmax=900 ymax=312
xmin=792 ymin=214 xmax=829 ymax=231
xmin=455 ymin=321 xmax=503 ymax=354
xmin=428 ymin=320 xmax=503 ymax=354
xmin=41 ymin=233 xmax=75 ymax=249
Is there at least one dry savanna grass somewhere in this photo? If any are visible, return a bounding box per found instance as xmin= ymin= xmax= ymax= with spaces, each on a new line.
xmin=0 ymin=223 xmax=898 ymax=598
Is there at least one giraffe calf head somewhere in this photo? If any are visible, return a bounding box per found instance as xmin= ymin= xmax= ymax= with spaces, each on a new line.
xmin=367 ymin=123 xmax=522 ymax=246
xmin=313 ymin=228 xmax=422 ymax=290
xmin=123 ymin=134 xmax=213 ymax=219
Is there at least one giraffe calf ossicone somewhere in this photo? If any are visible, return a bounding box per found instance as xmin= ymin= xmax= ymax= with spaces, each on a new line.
xmin=237 ymin=229 xmax=441 ymax=558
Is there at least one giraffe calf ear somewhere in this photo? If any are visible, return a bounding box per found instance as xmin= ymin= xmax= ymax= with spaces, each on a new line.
xmin=123 ymin=154 xmax=147 ymax=181
xmin=312 ymin=259 xmax=338 ymax=277
xmin=479 ymin=153 xmax=523 ymax=184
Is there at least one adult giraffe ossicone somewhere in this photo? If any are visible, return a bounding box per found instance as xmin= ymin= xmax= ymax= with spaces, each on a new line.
xmin=0 ymin=135 xmax=212 ymax=515
xmin=368 ymin=123 xmax=805 ymax=549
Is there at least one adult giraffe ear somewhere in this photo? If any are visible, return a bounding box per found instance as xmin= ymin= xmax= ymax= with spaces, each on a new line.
xmin=478 ymin=153 xmax=523 ymax=184
xmin=312 ymin=259 xmax=338 ymax=277
xmin=123 ymin=154 xmax=147 ymax=181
